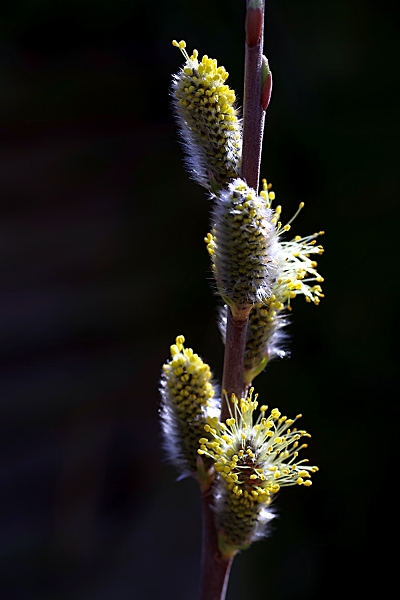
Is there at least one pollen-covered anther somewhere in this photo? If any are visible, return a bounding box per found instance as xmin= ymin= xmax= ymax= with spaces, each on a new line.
xmin=198 ymin=389 xmax=318 ymax=548
xmin=171 ymin=40 xmax=242 ymax=190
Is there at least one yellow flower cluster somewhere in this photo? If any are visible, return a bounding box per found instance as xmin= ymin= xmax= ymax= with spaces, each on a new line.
xmin=244 ymin=180 xmax=325 ymax=382
xmin=198 ymin=390 xmax=318 ymax=548
xmin=172 ymin=40 xmax=241 ymax=190
xmin=160 ymin=336 xmax=217 ymax=474
xmin=260 ymin=179 xmax=324 ymax=305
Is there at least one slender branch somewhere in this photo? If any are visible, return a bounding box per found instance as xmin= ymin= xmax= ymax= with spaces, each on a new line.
xmin=200 ymin=487 xmax=233 ymax=600
xmin=220 ymin=0 xmax=265 ymax=417
xmin=199 ymin=5 xmax=266 ymax=599
xmin=221 ymin=308 xmax=249 ymax=421
xmin=241 ymin=0 xmax=265 ymax=190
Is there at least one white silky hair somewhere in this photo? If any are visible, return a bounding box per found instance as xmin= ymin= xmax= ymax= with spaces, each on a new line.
xmin=171 ymin=72 xmax=213 ymax=189
xmin=210 ymin=178 xmax=280 ymax=307
xmin=212 ymin=473 xmax=276 ymax=544
xmin=171 ymin=70 xmax=242 ymax=191
xmin=159 ymin=374 xmax=221 ymax=477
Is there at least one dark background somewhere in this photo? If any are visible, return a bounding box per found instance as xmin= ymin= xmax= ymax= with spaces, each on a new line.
xmin=0 ymin=0 xmax=398 ymax=598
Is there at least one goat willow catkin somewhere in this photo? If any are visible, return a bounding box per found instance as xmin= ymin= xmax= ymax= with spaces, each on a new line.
xmin=198 ymin=390 xmax=318 ymax=550
xmin=160 ymin=336 xmax=219 ymax=476
xmin=171 ymin=40 xmax=242 ymax=191
xmin=205 ymin=178 xmax=278 ymax=317
xmin=218 ymin=181 xmax=325 ymax=382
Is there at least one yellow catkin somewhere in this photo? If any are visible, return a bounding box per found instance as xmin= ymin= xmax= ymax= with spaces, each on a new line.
xmin=198 ymin=390 xmax=318 ymax=548
xmin=217 ymin=181 xmax=324 ymax=382
xmin=171 ymin=40 xmax=242 ymax=190
xmin=160 ymin=336 xmax=218 ymax=474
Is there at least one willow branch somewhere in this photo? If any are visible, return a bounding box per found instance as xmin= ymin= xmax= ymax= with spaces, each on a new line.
xmin=221 ymin=308 xmax=249 ymax=422
xmin=200 ymin=4 xmax=266 ymax=598
xmin=200 ymin=487 xmax=233 ymax=600
xmin=241 ymin=0 xmax=265 ymax=190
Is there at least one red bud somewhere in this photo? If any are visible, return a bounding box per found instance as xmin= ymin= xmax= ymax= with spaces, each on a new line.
xmin=261 ymin=73 xmax=272 ymax=110
xmin=246 ymin=7 xmax=263 ymax=47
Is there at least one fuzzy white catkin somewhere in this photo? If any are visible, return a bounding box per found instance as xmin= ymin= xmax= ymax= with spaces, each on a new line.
xmin=205 ymin=178 xmax=278 ymax=315
xmin=171 ymin=42 xmax=242 ymax=190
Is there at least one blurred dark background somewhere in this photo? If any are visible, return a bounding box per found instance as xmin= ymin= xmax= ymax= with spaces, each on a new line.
xmin=0 ymin=0 xmax=398 ymax=598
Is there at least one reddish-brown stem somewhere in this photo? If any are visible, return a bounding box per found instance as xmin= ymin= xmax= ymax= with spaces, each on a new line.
xmin=201 ymin=308 xmax=247 ymax=598
xmin=241 ymin=0 xmax=265 ymax=190
xmin=200 ymin=487 xmax=234 ymax=600
xmin=199 ymin=5 xmax=266 ymax=599
xmin=221 ymin=308 xmax=249 ymax=422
